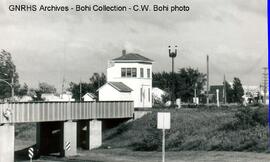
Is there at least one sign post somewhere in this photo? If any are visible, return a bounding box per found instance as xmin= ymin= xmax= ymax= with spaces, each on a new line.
xmin=157 ymin=112 xmax=171 ymax=162
xmin=28 ymin=147 xmax=34 ymax=162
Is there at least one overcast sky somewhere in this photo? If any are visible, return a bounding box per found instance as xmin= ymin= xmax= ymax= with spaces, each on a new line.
xmin=0 ymin=0 xmax=267 ymax=91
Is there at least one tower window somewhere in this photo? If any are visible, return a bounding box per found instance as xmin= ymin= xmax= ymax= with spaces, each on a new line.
xmin=121 ymin=68 xmax=137 ymax=78
xmin=140 ymin=68 xmax=144 ymax=78
xmin=127 ymin=68 xmax=132 ymax=77
xmin=147 ymin=69 xmax=150 ymax=78
xmin=121 ymin=68 xmax=126 ymax=77
xmin=132 ymin=68 xmax=137 ymax=77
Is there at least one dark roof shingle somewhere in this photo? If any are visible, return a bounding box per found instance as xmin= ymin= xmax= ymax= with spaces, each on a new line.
xmin=108 ymin=82 xmax=133 ymax=92
xmin=113 ymin=53 xmax=153 ymax=62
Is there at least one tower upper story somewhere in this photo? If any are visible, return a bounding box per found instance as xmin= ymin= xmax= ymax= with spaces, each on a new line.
xmin=107 ymin=50 xmax=154 ymax=82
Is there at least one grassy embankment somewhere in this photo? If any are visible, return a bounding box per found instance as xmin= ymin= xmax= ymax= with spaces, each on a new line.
xmin=15 ymin=105 xmax=268 ymax=152
xmin=102 ymin=105 xmax=268 ymax=152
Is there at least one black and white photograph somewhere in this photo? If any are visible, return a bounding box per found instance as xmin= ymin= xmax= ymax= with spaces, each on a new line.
xmin=0 ymin=0 xmax=268 ymax=162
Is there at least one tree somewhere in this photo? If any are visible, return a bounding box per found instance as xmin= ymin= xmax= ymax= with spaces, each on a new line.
xmin=0 ymin=50 xmax=20 ymax=100
xmin=153 ymin=72 xmax=172 ymax=90
xmin=38 ymin=82 xmax=57 ymax=94
xmin=69 ymin=82 xmax=94 ymax=101
xmin=28 ymin=82 xmax=57 ymax=101
xmin=153 ymin=67 xmax=206 ymax=103
xmin=224 ymin=81 xmax=234 ymax=103
xmin=232 ymin=77 xmax=244 ymax=103
xmin=69 ymin=73 xmax=106 ymax=101
xmin=18 ymin=83 xmax=28 ymax=96
xmin=176 ymin=68 xmax=206 ymax=102
xmin=89 ymin=73 xmax=106 ymax=91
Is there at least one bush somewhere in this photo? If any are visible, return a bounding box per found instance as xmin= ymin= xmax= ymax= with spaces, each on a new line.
xmin=234 ymin=107 xmax=268 ymax=129
xmin=252 ymin=107 xmax=268 ymax=126
xmin=133 ymin=129 xmax=161 ymax=151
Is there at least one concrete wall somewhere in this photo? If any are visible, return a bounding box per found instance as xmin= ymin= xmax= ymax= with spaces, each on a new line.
xmin=89 ymin=120 xmax=102 ymax=150
xmin=63 ymin=121 xmax=77 ymax=156
xmin=0 ymin=124 xmax=14 ymax=162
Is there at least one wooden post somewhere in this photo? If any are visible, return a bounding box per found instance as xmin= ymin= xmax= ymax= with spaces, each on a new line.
xmin=216 ymin=89 xmax=220 ymax=107
xmin=206 ymin=55 xmax=209 ymax=105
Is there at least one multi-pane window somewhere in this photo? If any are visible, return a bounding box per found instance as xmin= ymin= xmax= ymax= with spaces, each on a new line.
xmin=147 ymin=69 xmax=150 ymax=78
xmin=127 ymin=68 xmax=131 ymax=77
xmin=132 ymin=68 xmax=137 ymax=77
xmin=121 ymin=68 xmax=126 ymax=77
xmin=121 ymin=68 xmax=137 ymax=78
xmin=140 ymin=68 xmax=144 ymax=78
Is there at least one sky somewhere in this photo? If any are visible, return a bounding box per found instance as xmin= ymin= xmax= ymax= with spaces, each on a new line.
xmin=0 ymin=0 xmax=267 ymax=91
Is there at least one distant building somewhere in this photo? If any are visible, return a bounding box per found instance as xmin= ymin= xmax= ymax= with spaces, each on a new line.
xmin=100 ymin=50 xmax=154 ymax=108
xmin=209 ymin=85 xmax=224 ymax=103
xmin=82 ymin=92 xmax=96 ymax=101
xmin=41 ymin=93 xmax=60 ymax=101
xmin=242 ymin=85 xmax=268 ymax=104
xmin=60 ymin=92 xmax=75 ymax=102
xmin=19 ymin=95 xmax=33 ymax=102
xmin=41 ymin=92 xmax=75 ymax=102
xmin=242 ymin=85 xmax=260 ymax=97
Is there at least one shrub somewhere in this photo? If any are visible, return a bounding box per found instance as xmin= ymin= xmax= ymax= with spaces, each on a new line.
xmin=235 ymin=107 xmax=257 ymax=128
xmin=252 ymin=107 xmax=268 ymax=126
xmin=234 ymin=107 xmax=268 ymax=129
xmin=133 ymin=129 xmax=161 ymax=151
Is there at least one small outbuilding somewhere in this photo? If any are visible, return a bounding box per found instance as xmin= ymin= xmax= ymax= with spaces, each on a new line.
xmin=97 ymin=82 xmax=133 ymax=101
xmin=82 ymin=93 xmax=97 ymax=101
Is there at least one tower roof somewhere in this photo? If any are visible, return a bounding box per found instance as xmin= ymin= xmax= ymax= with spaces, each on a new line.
xmin=112 ymin=53 xmax=153 ymax=63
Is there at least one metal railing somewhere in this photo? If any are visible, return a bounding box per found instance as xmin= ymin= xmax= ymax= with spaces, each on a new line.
xmin=0 ymin=101 xmax=134 ymax=124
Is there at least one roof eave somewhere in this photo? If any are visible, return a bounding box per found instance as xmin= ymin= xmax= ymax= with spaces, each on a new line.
xmin=112 ymin=60 xmax=154 ymax=64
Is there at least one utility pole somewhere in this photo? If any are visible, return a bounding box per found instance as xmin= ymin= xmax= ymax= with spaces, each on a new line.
xmin=79 ymin=79 xmax=82 ymax=101
xmin=206 ymin=55 xmax=209 ymax=105
xmin=168 ymin=45 xmax=178 ymax=107
xmin=61 ymin=77 xmax=65 ymax=96
xmin=11 ymin=71 xmax=14 ymax=102
xmin=262 ymin=67 xmax=268 ymax=104
xmin=223 ymin=74 xmax=227 ymax=104
xmin=194 ymin=83 xmax=197 ymax=104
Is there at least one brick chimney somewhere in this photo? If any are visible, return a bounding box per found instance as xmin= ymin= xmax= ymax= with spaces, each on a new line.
xmin=122 ymin=49 xmax=126 ymax=56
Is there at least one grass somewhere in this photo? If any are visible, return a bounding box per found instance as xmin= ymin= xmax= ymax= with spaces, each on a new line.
xmin=15 ymin=123 xmax=36 ymax=140
xmin=102 ymin=105 xmax=268 ymax=152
